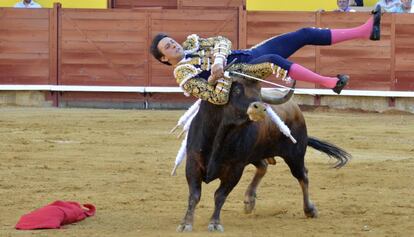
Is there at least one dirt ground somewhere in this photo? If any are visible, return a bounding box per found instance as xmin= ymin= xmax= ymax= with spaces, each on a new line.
xmin=0 ymin=107 xmax=413 ymax=237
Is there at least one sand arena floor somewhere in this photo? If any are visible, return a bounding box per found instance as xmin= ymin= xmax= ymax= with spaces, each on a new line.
xmin=0 ymin=107 xmax=413 ymax=237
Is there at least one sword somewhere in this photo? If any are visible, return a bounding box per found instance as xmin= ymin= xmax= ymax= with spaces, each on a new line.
xmin=208 ymin=58 xmax=238 ymax=85
xmin=224 ymin=58 xmax=238 ymax=71
xmin=226 ymin=70 xmax=316 ymax=96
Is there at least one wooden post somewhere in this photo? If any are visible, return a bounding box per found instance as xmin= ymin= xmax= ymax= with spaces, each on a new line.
xmin=390 ymin=14 xmax=396 ymax=91
xmin=314 ymin=95 xmax=321 ymax=106
xmin=314 ymin=11 xmax=322 ymax=90
xmin=388 ymin=97 xmax=396 ymax=107
xmin=49 ymin=3 xmax=58 ymax=85
xmin=107 ymin=0 xmax=113 ymax=9
xmin=238 ymin=6 xmax=247 ymax=49
xmin=389 ymin=14 xmax=397 ymax=108
xmin=146 ymin=13 xmax=152 ymax=86
xmin=49 ymin=3 xmax=61 ymax=107
xmin=57 ymin=3 xmax=62 ymax=107
xmin=315 ymin=11 xmax=321 ymax=75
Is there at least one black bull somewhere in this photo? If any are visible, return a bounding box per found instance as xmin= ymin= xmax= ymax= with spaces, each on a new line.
xmin=176 ymin=77 xmax=351 ymax=232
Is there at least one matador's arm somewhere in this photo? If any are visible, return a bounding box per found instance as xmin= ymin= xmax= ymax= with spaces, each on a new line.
xmin=182 ymin=34 xmax=232 ymax=66
xmin=181 ymin=78 xmax=231 ymax=105
xmin=174 ymin=63 xmax=232 ymax=105
xmin=203 ymin=36 xmax=232 ymax=66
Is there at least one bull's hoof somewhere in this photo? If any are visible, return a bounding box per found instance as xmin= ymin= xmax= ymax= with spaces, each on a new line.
xmin=176 ymin=224 xmax=193 ymax=232
xmin=304 ymin=204 xmax=318 ymax=218
xmin=208 ymin=223 xmax=224 ymax=232
xmin=244 ymin=199 xmax=256 ymax=214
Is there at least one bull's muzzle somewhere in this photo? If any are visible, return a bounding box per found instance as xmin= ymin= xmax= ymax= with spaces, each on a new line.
xmin=247 ymin=102 xmax=267 ymax=122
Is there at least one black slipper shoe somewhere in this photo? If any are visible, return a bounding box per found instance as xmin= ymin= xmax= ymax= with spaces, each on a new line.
xmin=333 ymin=74 xmax=349 ymax=94
xmin=370 ymin=5 xmax=382 ymax=41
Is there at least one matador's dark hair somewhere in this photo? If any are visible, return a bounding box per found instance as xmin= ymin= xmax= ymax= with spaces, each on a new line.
xmin=150 ymin=33 xmax=171 ymax=66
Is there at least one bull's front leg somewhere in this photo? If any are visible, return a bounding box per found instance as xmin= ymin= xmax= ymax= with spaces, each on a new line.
xmin=206 ymin=123 xmax=233 ymax=183
xmin=208 ymin=164 xmax=244 ymax=232
xmin=176 ymin=152 xmax=203 ymax=232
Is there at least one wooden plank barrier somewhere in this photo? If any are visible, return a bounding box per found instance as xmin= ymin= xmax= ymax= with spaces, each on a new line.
xmin=394 ymin=14 xmax=414 ymax=91
xmin=0 ymin=8 xmax=50 ymax=85
xmin=178 ymin=0 xmax=246 ymax=9
xmin=112 ymin=0 xmax=178 ymax=9
xmin=60 ymin=9 xmax=148 ymax=86
xmin=246 ymin=11 xmax=317 ymax=89
xmin=318 ymin=12 xmax=393 ymax=91
xmin=111 ymin=0 xmax=245 ymax=9
xmin=56 ymin=8 xmax=238 ymax=88
xmin=0 ymin=8 xmax=413 ymax=108
xmin=149 ymin=9 xmax=239 ymax=86
xmin=245 ymin=11 xmax=414 ymax=91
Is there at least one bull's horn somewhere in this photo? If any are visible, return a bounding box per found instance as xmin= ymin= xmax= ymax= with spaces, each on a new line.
xmin=260 ymin=81 xmax=296 ymax=105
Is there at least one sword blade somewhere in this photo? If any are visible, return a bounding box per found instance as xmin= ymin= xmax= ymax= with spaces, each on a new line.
xmin=228 ymin=71 xmax=316 ymax=96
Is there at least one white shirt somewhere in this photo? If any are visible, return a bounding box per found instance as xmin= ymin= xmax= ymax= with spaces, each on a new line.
xmin=376 ymin=0 xmax=402 ymax=12
xmin=395 ymin=1 xmax=414 ymax=13
xmin=14 ymin=1 xmax=42 ymax=8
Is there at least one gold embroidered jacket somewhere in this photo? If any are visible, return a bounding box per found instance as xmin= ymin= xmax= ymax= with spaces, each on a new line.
xmin=173 ymin=34 xmax=288 ymax=105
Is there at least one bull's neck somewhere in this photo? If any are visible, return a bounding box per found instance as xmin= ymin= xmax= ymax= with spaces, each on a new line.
xmin=199 ymin=102 xmax=225 ymax=130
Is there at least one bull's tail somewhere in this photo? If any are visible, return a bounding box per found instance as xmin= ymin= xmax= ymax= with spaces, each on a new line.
xmin=307 ymin=137 xmax=351 ymax=168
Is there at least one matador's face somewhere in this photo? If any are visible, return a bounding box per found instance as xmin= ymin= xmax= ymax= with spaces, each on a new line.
xmin=157 ymin=37 xmax=185 ymax=65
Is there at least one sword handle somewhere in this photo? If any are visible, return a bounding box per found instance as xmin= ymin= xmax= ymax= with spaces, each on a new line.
xmin=223 ymin=58 xmax=238 ymax=71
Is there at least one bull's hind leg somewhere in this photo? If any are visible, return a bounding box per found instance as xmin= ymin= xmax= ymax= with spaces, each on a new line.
xmin=176 ymin=153 xmax=203 ymax=232
xmin=244 ymin=160 xmax=268 ymax=214
xmin=208 ymin=164 xmax=244 ymax=232
xmin=285 ymin=157 xmax=318 ymax=218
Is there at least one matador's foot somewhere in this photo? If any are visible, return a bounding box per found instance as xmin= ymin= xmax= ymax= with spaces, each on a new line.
xmin=370 ymin=4 xmax=381 ymax=41
xmin=333 ymin=74 xmax=349 ymax=94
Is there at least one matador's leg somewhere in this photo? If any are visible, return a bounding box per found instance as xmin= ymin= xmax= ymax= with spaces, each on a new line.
xmin=248 ymin=54 xmax=348 ymax=94
xmin=250 ymin=7 xmax=381 ymax=59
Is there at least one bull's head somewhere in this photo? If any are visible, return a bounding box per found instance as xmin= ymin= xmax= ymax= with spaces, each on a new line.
xmin=226 ymin=77 xmax=295 ymax=123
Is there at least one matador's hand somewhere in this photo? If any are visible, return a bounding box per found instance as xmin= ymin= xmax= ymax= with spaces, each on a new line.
xmin=211 ymin=63 xmax=224 ymax=81
xmin=208 ymin=75 xmax=218 ymax=85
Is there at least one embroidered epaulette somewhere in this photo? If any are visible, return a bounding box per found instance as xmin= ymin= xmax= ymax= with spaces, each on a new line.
xmin=182 ymin=35 xmax=232 ymax=58
xmin=182 ymin=34 xmax=200 ymax=54
xmin=174 ymin=64 xmax=202 ymax=87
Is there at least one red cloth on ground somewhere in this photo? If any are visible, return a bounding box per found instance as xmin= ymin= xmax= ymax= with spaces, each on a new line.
xmin=15 ymin=201 xmax=95 ymax=230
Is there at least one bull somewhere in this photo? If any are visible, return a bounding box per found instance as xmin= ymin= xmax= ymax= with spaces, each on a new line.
xmin=176 ymin=76 xmax=351 ymax=232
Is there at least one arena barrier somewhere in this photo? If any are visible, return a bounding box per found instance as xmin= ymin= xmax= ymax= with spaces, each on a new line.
xmin=110 ymin=0 xmax=245 ymax=9
xmin=1 ymin=85 xmax=413 ymax=97
xmin=0 ymin=5 xmax=413 ymax=110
